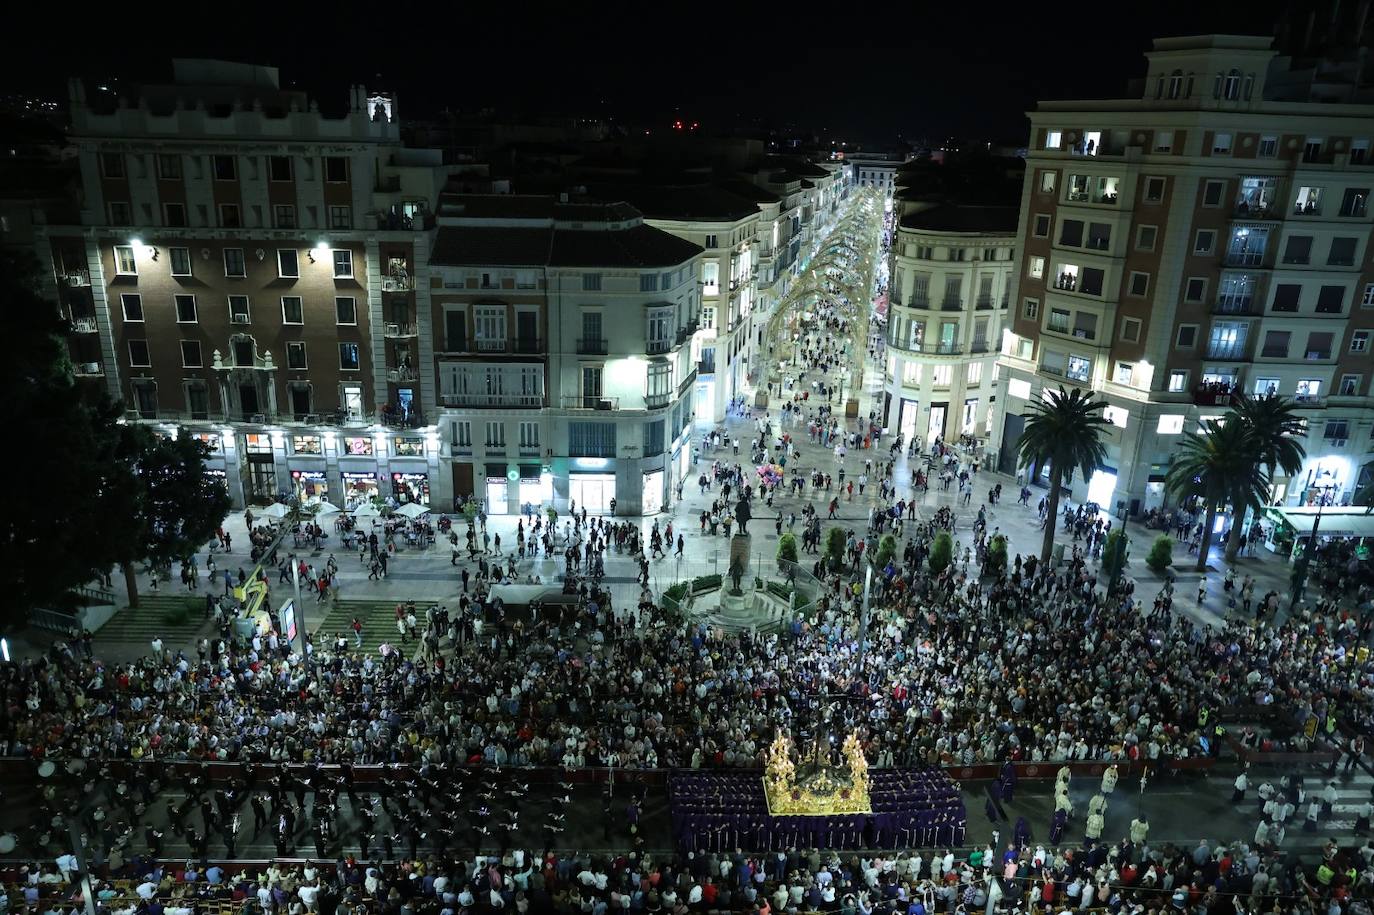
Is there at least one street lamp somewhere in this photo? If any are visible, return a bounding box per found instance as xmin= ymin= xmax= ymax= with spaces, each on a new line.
xmin=1289 ymin=480 xmax=1338 ymax=610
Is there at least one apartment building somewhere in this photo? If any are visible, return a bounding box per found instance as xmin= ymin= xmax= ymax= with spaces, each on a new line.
xmin=429 ymin=194 xmax=701 ymax=515
xmin=995 ymin=35 xmax=1374 ymax=516
xmin=585 ymin=183 xmax=764 ymax=424
xmin=884 ymin=205 xmax=1018 ymax=445
xmin=37 ymin=59 xmax=456 ymax=509
xmin=847 ymin=153 xmax=904 ymax=198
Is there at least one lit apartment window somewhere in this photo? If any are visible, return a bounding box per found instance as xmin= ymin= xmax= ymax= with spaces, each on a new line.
xmin=1167 ymin=371 xmax=1188 ymax=393
xmin=333 ymin=249 xmax=354 ymax=278
xmin=114 ymin=245 xmax=137 ymax=275
xmin=1157 ymin=415 xmax=1185 ymax=434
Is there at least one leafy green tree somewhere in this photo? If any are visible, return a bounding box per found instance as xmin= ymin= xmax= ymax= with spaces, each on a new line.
xmin=776 ymin=532 xmax=799 ymax=567
xmin=1165 ymin=418 xmax=1270 ymax=572
xmin=984 ymin=534 xmax=1009 ymax=577
xmin=874 ymin=534 xmax=897 ymax=569
xmin=928 ymin=531 xmax=954 ymax=575
xmin=1223 ymin=394 xmax=1306 ymax=560
xmin=1015 ymin=386 xmax=1111 ymax=563
xmin=825 ymin=527 xmax=848 ymax=571
xmin=0 ymin=250 xmax=133 ymax=626
xmin=118 ymin=426 xmax=232 ymax=607
xmin=1146 ymin=535 xmax=1175 ymax=574
xmin=1101 ymin=528 xmax=1128 ymax=591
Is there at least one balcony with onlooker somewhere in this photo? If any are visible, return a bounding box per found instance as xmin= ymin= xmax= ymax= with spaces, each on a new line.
xmin=1193 ymin=380 xmax=1239 ymax=406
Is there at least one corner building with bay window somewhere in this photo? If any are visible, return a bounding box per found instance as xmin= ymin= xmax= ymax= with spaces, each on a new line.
xmin=994 ymin=35 xmax=1374 ymax=516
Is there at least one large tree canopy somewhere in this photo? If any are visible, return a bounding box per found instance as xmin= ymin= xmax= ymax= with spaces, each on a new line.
xmin=0 ymin=250 xmax=133 ymax=625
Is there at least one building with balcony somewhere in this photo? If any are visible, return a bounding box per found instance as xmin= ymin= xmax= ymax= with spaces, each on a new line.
xmin=582 ymin=182 xmax=764 ymax=425
xmin=883 ymin=205 xmax=1018 ymax=445
xmin=35 ymin=59 xmax=459 ymax=509
xmin=994 ymin=34 xmax=1374 ymax=515
xmin=429 ymin=194 xmax=701 ymax=515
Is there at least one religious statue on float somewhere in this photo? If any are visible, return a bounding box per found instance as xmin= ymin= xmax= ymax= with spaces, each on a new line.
xmin=763 ymin=727 xmax=872 ymax=815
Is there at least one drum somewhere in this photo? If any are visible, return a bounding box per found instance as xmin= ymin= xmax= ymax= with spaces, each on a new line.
xmin=37 ymin=760 xmax=56 ymax=778
xmin=0 ymin=834 xmax=16 ymax=853
xmin=66 ymin=759 xmax=87 ymax=774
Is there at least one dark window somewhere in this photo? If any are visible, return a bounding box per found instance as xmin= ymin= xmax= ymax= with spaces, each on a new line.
xmin=335 ymin=297 xmax=357 ymax=325
xmin=1316 ymin=285 xmax=1345 ymax=314
xmin=269 ymin=156 xmax=293 ymax=181
xmin=128 ymin=339 xmax=150 ymax=366
xmin=1033 ymin=214 xmax=1050 ymax=237
xmin=1177 ymin=326 xmax=1197 ymax=348
xmin=213 ymin=155 xmax=237 ymax=181
xmin=1283 ymin=236 xmax=1313 ymax=264
xmin=175 ymin=295 xmax=197 ymax=323
xmin=1272 ymin=284 xmax=1301 ymax=311
xmin=1058 ymin=220 xmax=1084 ymax=247
xmin=100 ymin=153 xmax=124 ymax=178
xmin=1203 ymin=180 xmax=1224 ymax=206
xmin=1328 ymin=237 xmax=1358 ymax=266
xmin=180 ymin=340 xmax=202 ymax=368
xmin=1080 ymin=268 xmax=1105 ymax=296
xmin=164 ymin=203 xmax=186 ymax=227
xmin=445 ymin=311 xmax=467 ymax=351
xmin=286 ymin=342 xmax=307 ymax=369
xmin=324 ymin=157 xmax=349 ymax=182
xmin=643 ymin=420 xmax=666 ymax=457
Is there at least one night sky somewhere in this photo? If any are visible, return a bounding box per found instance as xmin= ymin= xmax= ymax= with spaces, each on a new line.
xmin=3 ymin=1 xmax=1296 ymax=144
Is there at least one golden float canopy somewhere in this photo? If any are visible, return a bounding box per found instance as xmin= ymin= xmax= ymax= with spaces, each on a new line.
xmin=763 ymin=730 xmax=872 ymax=815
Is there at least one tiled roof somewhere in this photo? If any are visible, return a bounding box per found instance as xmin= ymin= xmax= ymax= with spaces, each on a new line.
xmin=899 ymin=205 xmax=1020 ymax=235
xmin=432 ymin=224 xmax=700 ymax=268
xmin=431 ymin=227 xmax=553 ymax=266
xmin=586 ymin=183 xmax=760 ymax=222
xmin=550 ymin=224 xmax=701 ymax=267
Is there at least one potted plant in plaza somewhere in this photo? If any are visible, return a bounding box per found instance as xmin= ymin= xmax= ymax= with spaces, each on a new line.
xmin=777 ymin=532 xmax=799 ymax=572
xmin=825 ymin=527 xmax=848 ymax=573
xmin=928 ymin=531 xmax=954 ymax=575
xmin=1146 ymin=535 xmax=1174 ymax=575
xmin=984 ymin=534 xmax=1008 ymax=578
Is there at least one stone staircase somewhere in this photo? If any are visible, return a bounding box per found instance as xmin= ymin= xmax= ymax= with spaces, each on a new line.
xmin=314 ymin=599 xmax=415 ymax=655
xmin=94 ymin=594 xmax=213 ymax=647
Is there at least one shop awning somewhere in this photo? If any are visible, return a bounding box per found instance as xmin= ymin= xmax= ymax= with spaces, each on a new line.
xmin=1271 ymin=507 xmax=1374 ymax=539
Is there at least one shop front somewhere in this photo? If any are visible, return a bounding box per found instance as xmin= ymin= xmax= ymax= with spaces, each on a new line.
xmin=570 ymin=473 xmax=616 ymax=514
xmin=642 ymin=469 xmax=665 ymax=515
xmin=391 ymin=470 xmax=430 ymax=506
xmin=342 ymin=471 xmax=379 ymax=511
xmin=291 ymin=469 xmax=330 ymax=506
xmin=485 ymin=463 xmax=510 ymax=515
xmin=518 ymin=464 xmax=552 ymax=514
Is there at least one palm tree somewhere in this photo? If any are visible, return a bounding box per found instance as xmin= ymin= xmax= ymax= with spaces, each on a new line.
xmin=1165 ymin=418 xmax=1272 ymax=571
xmin=1222 ymin=394 xmax=1307 ymax=560
xmin=1015 ymin=386 xmax=1111 ymax=564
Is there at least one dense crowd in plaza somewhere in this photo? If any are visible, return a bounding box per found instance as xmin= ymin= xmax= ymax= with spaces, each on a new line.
xmin=10 ymin=827 xmax=1374 ymax=915
xmin=4 ymin=204 xmax=1374 ymax=915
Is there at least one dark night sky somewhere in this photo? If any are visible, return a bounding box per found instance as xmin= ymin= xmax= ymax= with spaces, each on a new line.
xmin=3 ymin=1 xmax=1297 ymax=144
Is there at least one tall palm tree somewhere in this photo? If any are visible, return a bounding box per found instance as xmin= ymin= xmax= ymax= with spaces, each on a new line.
xmin=1165 ymin=418 xmax=1272 ymax=571
xmin=1015 ymin=386 xmax=1111 ymax=564
xmin=1223 ymin=394 xmax=1307 ymax=560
